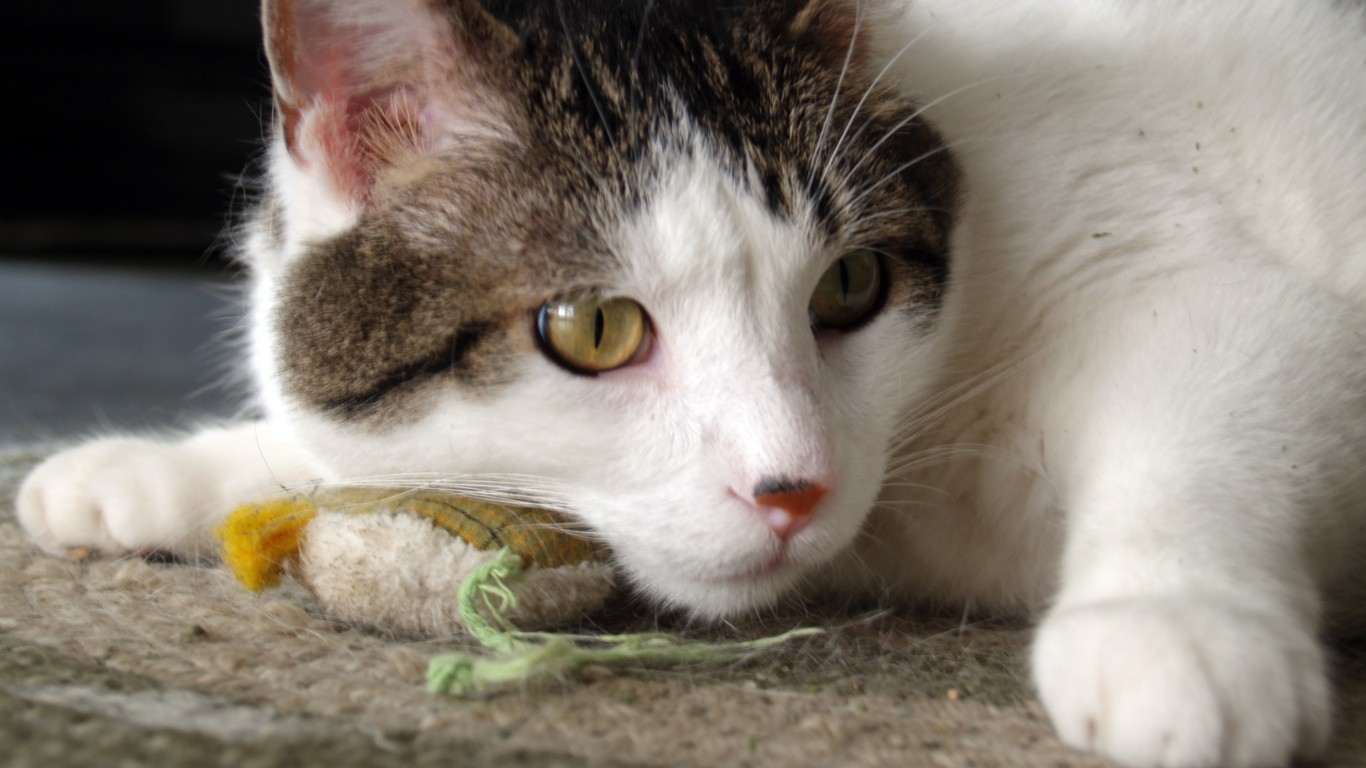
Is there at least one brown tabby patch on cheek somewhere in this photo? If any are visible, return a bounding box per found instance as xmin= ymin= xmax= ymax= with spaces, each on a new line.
xmin=275 ymin=229 xmax=514 ymax=421
xmin=274 ymin=141 xmax=620 ymax=425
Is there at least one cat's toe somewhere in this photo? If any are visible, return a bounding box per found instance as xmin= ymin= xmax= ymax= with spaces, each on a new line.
xmin=1032 ymin=597 xmax=1330 ymax=768
xmin=16 ymin=439 xmax=205 ymax=556
xmin=19 ymin=445 xmax=121 ymax=554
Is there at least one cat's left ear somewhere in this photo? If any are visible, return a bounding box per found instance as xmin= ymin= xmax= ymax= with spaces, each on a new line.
xmin=263 ymin=0 xmax=519 ymax=209
xmin=783 ymin=0 xmax=893 ymax=67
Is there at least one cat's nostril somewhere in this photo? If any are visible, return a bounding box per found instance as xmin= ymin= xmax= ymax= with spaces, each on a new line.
xmin=754 ymin=476 xmax=813 ymax=499
xmin=752 ymin=477 xmax=829 ymax=541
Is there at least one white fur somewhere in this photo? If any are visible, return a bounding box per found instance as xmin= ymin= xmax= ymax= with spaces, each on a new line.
xmin=16 ymin=2 xmax=1366 ymax=766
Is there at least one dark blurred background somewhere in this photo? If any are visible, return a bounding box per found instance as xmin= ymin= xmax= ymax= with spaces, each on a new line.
xmin=1 ymin=1 xmax=267 ymax=445
xmin=3 ymin=1 xmax=264 ymax=254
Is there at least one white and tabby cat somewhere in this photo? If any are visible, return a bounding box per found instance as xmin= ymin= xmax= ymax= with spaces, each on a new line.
xmin=17 ymin=0 xmax=1366 ymax=765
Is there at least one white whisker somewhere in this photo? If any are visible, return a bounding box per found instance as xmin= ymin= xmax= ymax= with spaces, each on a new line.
xmin=844 ymin=206 xmax=951 ymax=239
xmin=819 ymin=18 xmax=937 ymax=185
xmin=805 ymin=0 xmax=863 ymax=195
xmin=318 ymin=473 xmax=581 ymax=514
xmin=842 ymin=136 xmax=979 ymax=215
xmin=835 ymin=74 xmax=1011 ymax=195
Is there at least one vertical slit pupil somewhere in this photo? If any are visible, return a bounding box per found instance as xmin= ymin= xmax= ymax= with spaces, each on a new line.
xmin=594 ymin=307 xmax=605 ymax=348
xmin=838 ymin=258 xmax=850 ymax=299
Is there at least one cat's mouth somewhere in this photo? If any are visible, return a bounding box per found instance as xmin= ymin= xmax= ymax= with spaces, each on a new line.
xmin=700 ymin=539 xmax=818 ymax=587
xmin=619 ymin=536 xmax=825 ymax=618
xmin=634 ymin=538 xmax=793 ymax=587
xmin=748 ymin=547 xmax=801 ymax=578
xmin=708 ymin=551 xmax=790 ymax=584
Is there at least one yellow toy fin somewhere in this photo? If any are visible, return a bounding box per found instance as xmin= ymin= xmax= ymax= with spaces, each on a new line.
xmin=217 ymin=499 xmax=318 ymax=591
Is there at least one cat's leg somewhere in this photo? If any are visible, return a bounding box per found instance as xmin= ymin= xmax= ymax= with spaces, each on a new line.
xmin=16 ymin=422 xmax=323 ymax=559
xmin=1027 ymin=275 xmax=1366 ymax=768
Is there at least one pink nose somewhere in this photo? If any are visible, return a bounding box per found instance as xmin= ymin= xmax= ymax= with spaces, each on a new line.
xmin=755 ymin=483 xmax=829 ymax=541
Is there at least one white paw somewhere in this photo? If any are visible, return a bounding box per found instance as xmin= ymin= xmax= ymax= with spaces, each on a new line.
xmin=1032 ymin=598 xmax=1330 ymax=768
xmin=17 ymin=438 xmax=218 ymax=557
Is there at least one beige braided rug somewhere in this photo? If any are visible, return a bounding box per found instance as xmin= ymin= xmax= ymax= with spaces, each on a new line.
xmin=2 ymin=444 xmax=1364 ymax=767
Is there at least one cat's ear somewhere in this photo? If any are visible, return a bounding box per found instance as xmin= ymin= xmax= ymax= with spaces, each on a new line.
xmin=784 ymin=0 xmax=893 ymax=67
xmin=263 ymin=0 xmax=518 ymax=207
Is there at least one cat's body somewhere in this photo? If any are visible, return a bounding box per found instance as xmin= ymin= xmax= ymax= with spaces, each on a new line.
xmin=17 ymin=1 xmax=1366 ymax=766
xmin=829 ymin=0 xmax=1366 ymax=615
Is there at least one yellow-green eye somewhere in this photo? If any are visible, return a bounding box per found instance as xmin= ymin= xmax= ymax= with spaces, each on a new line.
xmin=537 ymin=295 xmax=649 ymax=374
xmin=809 ymin=251 xmax=887 ymax=331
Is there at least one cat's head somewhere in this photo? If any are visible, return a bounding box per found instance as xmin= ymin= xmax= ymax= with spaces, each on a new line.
xmin=247 ymin=0 xmax=958 ymax=617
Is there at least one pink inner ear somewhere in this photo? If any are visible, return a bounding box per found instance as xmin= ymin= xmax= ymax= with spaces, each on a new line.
xmin=292 ymin=85 xmax=426 ymax=205
xmin=268 ymin=0 xmax=456 ymax=206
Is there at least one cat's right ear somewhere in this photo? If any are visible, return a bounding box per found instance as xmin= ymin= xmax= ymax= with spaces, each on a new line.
xmin=263 ymin=0 xmax=518 ymax=211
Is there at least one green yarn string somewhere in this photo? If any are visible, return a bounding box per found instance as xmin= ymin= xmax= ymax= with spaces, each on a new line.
xmin=426 ymin=548 xmax=823 ymax=696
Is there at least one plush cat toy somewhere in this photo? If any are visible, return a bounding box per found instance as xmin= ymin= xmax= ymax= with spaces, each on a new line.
xmin=216 ymin=489 xmax=815 ymax=695
xmin=216 ymin=488 xmax=616 ymax=637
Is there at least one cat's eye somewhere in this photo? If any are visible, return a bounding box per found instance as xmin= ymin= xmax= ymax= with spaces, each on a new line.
xmin=809 ymin=251 xmax=887 ymax=331
xmin=537 ymin=295 xmax=650 ymax=374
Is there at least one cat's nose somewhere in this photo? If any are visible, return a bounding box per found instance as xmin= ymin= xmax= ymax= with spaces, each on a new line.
xmin=753 ymin=477 xmax=829 ymax=541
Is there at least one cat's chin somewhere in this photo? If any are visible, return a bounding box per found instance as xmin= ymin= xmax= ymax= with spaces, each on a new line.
xmin=619 ymin=546 xmax=829 ymax=620
xmin=641 ymin=567 xmax=803 ymax=620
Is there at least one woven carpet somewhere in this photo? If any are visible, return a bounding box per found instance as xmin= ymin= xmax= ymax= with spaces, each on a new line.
xmin=3 ymin=444 xmax=1364 ymax=767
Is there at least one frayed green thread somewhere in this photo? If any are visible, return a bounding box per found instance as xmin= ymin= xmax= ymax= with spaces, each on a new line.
xmin=426 ymin=548 xmax=822 ymax=696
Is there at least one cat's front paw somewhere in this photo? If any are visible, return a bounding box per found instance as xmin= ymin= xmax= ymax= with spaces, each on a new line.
xmin=1032 ymin=598 xmax=1330 ymax=768
xmin=17 ymin=438 xmax=215 ymax=556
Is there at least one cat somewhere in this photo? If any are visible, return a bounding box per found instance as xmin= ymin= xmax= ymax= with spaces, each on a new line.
xmin=16 ymin=0 xmax=1366 ymax=766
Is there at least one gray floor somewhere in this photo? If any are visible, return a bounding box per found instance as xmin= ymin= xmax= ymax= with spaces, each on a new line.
xmin=0 ymin=258 xmax=243 ymax=446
